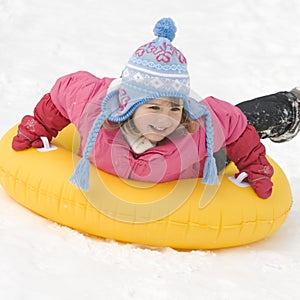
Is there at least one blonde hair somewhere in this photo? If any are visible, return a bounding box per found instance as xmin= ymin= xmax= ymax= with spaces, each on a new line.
xmin=103 ymin=97 xmax=200 ymax=134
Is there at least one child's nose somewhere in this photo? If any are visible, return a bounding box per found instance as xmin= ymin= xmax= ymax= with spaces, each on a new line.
xmin=156 ymin=114 xmax=172 ymax=127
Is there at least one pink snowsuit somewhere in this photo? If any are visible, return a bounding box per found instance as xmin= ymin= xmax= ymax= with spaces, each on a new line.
xmin=12 ymin=71 xmax=274 ymax=198
xmin=50 ymin=71 xmax=247 ymax=182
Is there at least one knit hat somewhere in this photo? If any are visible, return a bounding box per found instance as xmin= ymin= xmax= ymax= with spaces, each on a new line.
xmin=70 ymin=18 xmax=219 ymax=191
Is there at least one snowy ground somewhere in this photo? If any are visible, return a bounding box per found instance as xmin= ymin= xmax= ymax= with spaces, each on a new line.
xmin=1 ymin=0 xmax=300 ymax=299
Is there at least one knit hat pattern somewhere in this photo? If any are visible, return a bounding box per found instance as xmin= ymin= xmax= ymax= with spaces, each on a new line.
xmin=70 ymin=18 xmax=219 ymax=191
xmin=107 ymin=18 xmax=191 ymax=122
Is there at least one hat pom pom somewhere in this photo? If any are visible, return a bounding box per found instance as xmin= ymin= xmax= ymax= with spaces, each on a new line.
xmin=153 ymin=18 xmax=177 ymax=42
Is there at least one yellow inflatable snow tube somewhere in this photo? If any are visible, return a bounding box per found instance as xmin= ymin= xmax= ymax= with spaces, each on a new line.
xmin=0 ymin=124 xmax=293 ymax=250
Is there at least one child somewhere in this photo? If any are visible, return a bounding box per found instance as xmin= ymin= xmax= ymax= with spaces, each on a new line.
xmin=12 ymin=18 xmax=300 ymax=199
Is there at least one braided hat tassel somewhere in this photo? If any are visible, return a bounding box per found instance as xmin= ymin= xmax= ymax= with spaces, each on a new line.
xmin=69 ymin=111 xmax=108 ymax=191
xmin=201 ymin=110 xmax=220 ymax=185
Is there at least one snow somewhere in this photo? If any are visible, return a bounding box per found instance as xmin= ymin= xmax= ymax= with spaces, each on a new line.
xmin=1 ymin=0 xmax=300 ymax=299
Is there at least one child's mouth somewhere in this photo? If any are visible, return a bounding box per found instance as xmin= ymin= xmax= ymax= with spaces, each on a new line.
xmin=149 ymin=125 xmax=168 ymax=134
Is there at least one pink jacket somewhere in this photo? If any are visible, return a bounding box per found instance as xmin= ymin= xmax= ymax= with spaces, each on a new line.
xmin=50 ymin=71 xmax=248 ymax=182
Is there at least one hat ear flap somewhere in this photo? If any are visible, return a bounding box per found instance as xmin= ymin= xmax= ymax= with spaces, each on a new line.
xmin=101 ymin=89 xmax=120 ymax=119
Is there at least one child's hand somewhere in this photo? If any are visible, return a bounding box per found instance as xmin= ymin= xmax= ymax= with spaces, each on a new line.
xmin=226 ymin=125 xmax=274 ymax=199
xmin=12 ymin=93 xmax=70 ymax=151
xmin=248 ymin=174 xmax=273 ymax=199
xmin=12 ymin=116 xmax=52 ymax=151
xmin=236 ymin=164 xmax=274 ymax=199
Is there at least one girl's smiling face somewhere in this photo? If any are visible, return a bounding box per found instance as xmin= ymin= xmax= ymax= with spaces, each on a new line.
xmin=132 ymin=97 xmax=184 ymax=142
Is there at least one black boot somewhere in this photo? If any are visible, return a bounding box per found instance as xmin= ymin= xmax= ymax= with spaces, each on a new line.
xmin=270 ymin=88 xmax=300 ymax=142
xmin=236 ymin=92 xmax=295 ymax=141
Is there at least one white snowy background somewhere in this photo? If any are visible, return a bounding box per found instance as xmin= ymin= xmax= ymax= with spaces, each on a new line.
xmin=1 ymin=0 xmax=300 ymax=299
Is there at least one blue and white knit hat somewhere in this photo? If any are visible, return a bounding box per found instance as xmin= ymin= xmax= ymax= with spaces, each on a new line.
xmin=70 ymin=18 xmax=219 ymax=191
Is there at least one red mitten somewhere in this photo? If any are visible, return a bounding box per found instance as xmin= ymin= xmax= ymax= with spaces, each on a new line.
xmin=11 ymin=133 xmax=31 ymax=150
xmin=12 ymin=115 xmax=53 ymax=150
xmin=248 ymin=175 xmax=273 ymax=199
xmin=236 ymin=162 xmax=274 ymax=199
xmin=12 ymin=93 xmax=70 ymax=151
xmin=226 ymin=125 xmax=274 ymax=199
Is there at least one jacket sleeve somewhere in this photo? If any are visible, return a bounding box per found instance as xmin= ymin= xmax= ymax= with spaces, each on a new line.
xmin=226 ymin=124 xmax=274 ymax=199
xmin=12 ymin=71 xmax=115 ymax=151
xmin=50 ymin=71 xmax=114 ymax=126
xmin=201 ymin=97 xmax=249 ymax=150
xmin=12 ymin=93 xmax=70 ymax=150
xmin=34 ymin=93 xmax=71 ymax=137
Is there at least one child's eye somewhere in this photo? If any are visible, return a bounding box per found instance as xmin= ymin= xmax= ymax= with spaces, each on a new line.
xmin=171 ymin=107 xmax=182 ymax=112
xmin=148 ymin=105 xmax=160 ymax=111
